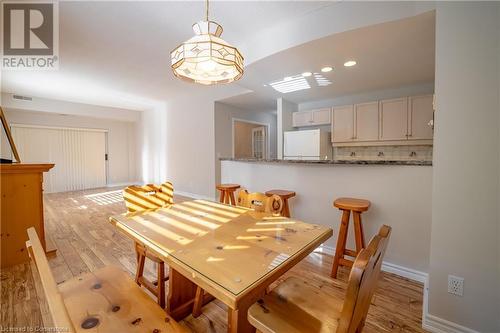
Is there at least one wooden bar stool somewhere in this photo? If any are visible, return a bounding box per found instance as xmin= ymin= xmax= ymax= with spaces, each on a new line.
xmin=265 ymin=189 xmax=296 ymax=218
xmin=216 ymin=183 xmax=240 ymax=205
xmin=331 ymin=197 xmax=371 ymax=278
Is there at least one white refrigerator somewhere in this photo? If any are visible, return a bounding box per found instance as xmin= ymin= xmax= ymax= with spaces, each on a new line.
xmin=283 ymin=129 xmax=332 ymax=160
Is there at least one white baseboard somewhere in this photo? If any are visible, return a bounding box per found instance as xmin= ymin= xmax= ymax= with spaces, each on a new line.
xmin=423 ymin=313 xmax=480 ymax=333
xmin=175 ymin=190 xmax=215 ymax=202
xmin=316 ymin=244 xmax=428 ymax=283
xmin=106 ymin=181 xmax=139 ymax=188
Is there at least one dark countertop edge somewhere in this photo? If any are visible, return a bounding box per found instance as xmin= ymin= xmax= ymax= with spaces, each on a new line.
xmin=219 ymin=158 xmax=432 ymax=166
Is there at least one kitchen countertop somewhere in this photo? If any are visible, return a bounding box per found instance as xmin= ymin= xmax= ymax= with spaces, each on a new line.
xmin=220 ymin=157 xmax=432 ymax=166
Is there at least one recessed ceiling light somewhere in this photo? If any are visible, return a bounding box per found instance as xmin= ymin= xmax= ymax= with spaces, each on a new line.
xmin=321 ymin=66 xmax=333 ymax=73
xmin=344 ymin=60 xmax=357 ymax=67
xmin=284 ymin=76 xmax=293 ymax=81
xmin=302 ymin=72 xmax=312 ymax=77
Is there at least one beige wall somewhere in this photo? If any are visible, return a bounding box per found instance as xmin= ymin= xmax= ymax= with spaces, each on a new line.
xmin=429 ymin=2 xmax=500 ymax=331
xmin=234 ymin=121 xmax=262 ymax=158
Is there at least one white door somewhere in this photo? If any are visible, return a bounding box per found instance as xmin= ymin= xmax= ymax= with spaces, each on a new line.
xmin=332 ymin=105 xmax=354 ymax=143
xmin=11 ymin=125 xmax=107 ymax=193
xmin=408 ymin=95 xmax=434 ymax=140
xmin=251 ymin=126 xmax=266 ymax=159
xmin=379 ymin=97 xmax=408 ymax=141
xmin=354 ymin=102 xmax=379 ymax=141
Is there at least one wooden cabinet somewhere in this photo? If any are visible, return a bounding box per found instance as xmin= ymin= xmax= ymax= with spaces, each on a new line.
xmin=292 ymin=111 xmax=311 ymax=127
xmin=332 ymin=105 xmax=354 ymax=143
xmin=354 ymin=102 xmax=379 ymax=141
xmin=292 ymin=108 xmax=331 ymax=127
xmin=330 ymin=94 xmax=434 ymax=146
xmin=0 ymin=163 xmax=55 ymax=267
xmin=408 ymin=95 xmax=434 ymax=140
xmin=311 ymin=108 xmax=331 ymax=125
xmin=380 ymin=97 xmax=408 ymax=141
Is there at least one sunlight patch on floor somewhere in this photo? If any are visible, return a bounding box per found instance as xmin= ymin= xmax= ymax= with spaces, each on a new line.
xmin=85 ymin=189 xmax=123 ymax=205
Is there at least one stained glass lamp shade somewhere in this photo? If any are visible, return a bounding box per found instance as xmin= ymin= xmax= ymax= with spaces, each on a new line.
xmin=171 ymin=20 xmax=244 ymax=85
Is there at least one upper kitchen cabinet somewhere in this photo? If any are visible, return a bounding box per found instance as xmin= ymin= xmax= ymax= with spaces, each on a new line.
xmin=379 ymin=97 xmax=408 ymax=141
xmin=354 ymin=101 xmax=379 ymax=141
xmin=408 ymin=95 xmax=434 ymax=140
xmin=292 ymin=108 xmax=331 ymax=127
xmin=332 ymin=105 xmax=354 ymax=142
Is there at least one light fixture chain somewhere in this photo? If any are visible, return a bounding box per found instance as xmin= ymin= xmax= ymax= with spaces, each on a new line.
xmin=205 ymin=0 xmax=209 ymax=21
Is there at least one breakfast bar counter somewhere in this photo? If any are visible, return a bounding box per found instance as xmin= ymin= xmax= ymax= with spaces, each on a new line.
xmin=220 ymin=157 xmax=432 ymax=166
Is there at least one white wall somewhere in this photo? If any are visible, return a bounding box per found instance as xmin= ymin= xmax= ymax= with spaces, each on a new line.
xmin=277 ymin=98 xmax=297 ymax=159
xmin=298 ymin=82 xmax=434 ymax=111
xmin=3 ymin=108 xmax=138 ymax=185
xmin=1 ymin=93 xmax=140 ymax=122
xmin=428 ymin=2 xmax=500 ymax=332
xmin=221 ymin=160 xmax=433 ymax=272
xmin=214 ymin=102 xmax=277 ymax=193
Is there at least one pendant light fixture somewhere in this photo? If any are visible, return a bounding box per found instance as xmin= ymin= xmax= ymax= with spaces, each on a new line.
xmin=171 ymin=0 xmax=244 ymax=85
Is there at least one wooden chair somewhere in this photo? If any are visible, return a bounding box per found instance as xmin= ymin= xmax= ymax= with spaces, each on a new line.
xmin=123 ymin=183 xmax=173 ymax=212
xmin=26 ymin=227 xmax=187 ymax=333
xmin=237 ymin=189 xmax=283 ymax=215
xmin=123 ymin=182 xmax=174 ymax=308
xmin=248 ymin=225 xmax=392 ymax=333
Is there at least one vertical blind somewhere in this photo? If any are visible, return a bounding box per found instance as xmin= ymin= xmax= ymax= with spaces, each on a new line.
xmin=11 ymin=125 xmax=107 ymax=193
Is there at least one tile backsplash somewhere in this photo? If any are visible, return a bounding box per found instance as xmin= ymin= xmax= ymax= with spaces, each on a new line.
xmin=334 ymin=145 xmax=433 ymax=161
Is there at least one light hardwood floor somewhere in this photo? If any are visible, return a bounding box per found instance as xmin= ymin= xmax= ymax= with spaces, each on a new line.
xmin=1 ymin=187 xmax=427 ymax=333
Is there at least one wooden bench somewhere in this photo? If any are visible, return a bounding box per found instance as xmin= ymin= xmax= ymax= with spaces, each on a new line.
xmin=26 ymin=227 xmax=187 ymax=333
xmin=248 ymin=225 xmax=392 ymax=333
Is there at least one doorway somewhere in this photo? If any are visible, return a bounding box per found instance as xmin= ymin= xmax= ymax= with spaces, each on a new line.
xmin=232 ymin=119 xmax=270 ymax=159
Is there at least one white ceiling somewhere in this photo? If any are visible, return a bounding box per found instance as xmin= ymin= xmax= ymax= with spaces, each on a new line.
xmin=221 ymin=10 xmax=435 ymax=110
xmin=1 ymin=1 xmax=333 ymax=111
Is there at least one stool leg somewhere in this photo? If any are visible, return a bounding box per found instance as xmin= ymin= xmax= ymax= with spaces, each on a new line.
xmin=219 ymin=190 xmax=225 ymax=203
xmin=224 ymin=191 xmax=230 ymax=204
xmin=157 ymin=261 xmax=166 ymax=308
xmin=353 ymin=212 xmax=365 ymax=253
xmin=331 ymin=209 xmax=350 ymax=278
xmin=282 ymin=199 xmax=291 ymax=218
xmin=229 ymin=191 xmax=236 ymax=206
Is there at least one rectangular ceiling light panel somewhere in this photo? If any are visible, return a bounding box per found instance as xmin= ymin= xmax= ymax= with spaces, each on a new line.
xmin=269 ymin=75 xmax=310 ymax=93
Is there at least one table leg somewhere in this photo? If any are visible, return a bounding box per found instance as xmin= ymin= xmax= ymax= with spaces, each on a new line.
xmin=167 ymin=268 xmax=215 ymax=320
xmin=228 ymin=304 xmax=257 ymax=333
xmin=167 ymin=268 xmax=198 ymax=320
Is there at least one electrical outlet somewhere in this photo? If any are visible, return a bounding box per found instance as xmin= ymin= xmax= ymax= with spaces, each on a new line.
xmin=448 ymin=275 xmax=464 ymax=296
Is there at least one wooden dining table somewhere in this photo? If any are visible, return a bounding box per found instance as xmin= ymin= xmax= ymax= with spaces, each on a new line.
xmin=109 ymin=199 xmax=333 ymax=333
